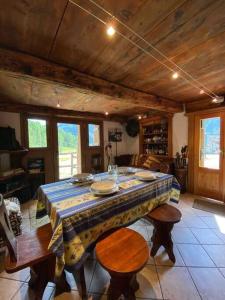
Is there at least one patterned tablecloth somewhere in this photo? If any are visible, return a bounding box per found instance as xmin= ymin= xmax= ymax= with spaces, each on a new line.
xmin=36 ymin=171 xmax=180 ymax=276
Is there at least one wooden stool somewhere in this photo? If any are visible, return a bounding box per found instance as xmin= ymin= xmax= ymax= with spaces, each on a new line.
xmin=145 ymin=204 xmax=182 ymax=263
xmin=96 ymin=228 xmax=149 ymax=300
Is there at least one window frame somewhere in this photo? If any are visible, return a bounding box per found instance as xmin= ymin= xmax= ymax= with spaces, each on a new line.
xmin=88 ymin=123 xmax=101 ymax=148
xmin=22 ymin=114 xmax=50 ymax=151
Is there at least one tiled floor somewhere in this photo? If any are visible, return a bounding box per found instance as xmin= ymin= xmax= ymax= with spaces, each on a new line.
xmin=1 ymin=193 xmax=225 ymax=299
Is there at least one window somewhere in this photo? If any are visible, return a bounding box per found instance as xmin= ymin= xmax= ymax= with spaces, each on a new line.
xmin=28 ymin=119 xmax=47 ymax=148
xmin=88 ymin=124 xmax=100 ymax=146
xmin=199 ymin=117 xmax=220 ymax=169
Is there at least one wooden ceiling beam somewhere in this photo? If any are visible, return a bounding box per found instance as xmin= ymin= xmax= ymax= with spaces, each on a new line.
xmin=0 ymin=48 xmax=182 ymax=113
xmin=0 ymin=98 xmax=124 ymax=122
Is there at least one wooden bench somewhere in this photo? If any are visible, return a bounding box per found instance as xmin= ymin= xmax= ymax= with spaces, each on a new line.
xmin=145 ymin=203 xmax=182 ymax=263
xmin=0 ymin=195 xmax=70 ymax=299
xmin=96 ymin=227 xmax=149 ymax=300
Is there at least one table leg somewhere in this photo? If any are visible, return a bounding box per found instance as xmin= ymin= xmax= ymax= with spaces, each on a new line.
xmin=72 ymin=265 xmax=87 ymax=299
xmin=55 ymin=270 xmax=71 ymax=296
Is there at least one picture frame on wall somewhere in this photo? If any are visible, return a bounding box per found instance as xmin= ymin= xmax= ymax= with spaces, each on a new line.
xmin=108 ymin=129 xmax=122 ymax=142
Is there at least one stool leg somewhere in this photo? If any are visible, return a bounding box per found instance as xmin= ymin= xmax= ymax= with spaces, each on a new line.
xmin=150 ymin=224 xmax=161 ymax=257
xmin=150 ymin=221 xmax=176 ymax=263
xmin=108 ymin=276 xmax=123 ymax=300
xmin=130 ymin=274 xmax=139 ymax=292
xmin=108 ymin=274 xmax=137 ymax=300
xmin=162 ymin=223 xmax=175 ymax=263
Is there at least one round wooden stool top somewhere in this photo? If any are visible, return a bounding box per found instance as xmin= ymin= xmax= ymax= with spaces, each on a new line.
xmin=147 ymin=204 xmax=182 ymax=224
xmin=96 ymin=228 xmax=149 ymax=275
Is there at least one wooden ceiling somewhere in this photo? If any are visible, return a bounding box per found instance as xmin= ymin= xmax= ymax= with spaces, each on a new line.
xmin=0 ymin=0 xmax=225 ymax=115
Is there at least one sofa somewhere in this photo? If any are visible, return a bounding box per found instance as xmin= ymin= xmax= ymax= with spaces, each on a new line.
xmin=114 ymin=154 xmax=174 ymax=174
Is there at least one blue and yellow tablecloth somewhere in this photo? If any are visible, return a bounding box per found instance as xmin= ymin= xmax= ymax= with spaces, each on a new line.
xmin=35 ymin=171 xmax=180 ymax=276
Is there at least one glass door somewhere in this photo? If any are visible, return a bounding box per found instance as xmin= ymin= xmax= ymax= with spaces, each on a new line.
xmin=199 ymin=117 xmax=221 ymax=169
xmin=195 ymin=112 xmax=224 ymax=200
xmin=56 ymin=122 xmax=81 ymax=180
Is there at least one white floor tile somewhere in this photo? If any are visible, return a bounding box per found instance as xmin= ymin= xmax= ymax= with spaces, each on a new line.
xmin=172 ymin=227 xmax=199 ymax=244
xmin=203 ymin=245 xmax=225 ymax=267
xmin=157 ymin=266 xmax=201 ymax=300
xmin=189 ymin=267 xmax=225 ymax=300
xmin=177 ymin=244 xmax=215 ymax=267
xmin=190 ymin=228 xmax=224 ymax=244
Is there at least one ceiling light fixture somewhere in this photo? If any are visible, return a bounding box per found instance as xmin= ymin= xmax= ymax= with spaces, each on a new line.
xmin=138 ymin=115 xmax=142 ymax=120
xmin=212 ymin=96 xmax=224 ymax=104
xmin=105 ymin=111 xmax=109 ymax=115
xmin=172 ymin=72 xmax=179 ymax=79
xmin=57 ymin=99 xmax=61 ymax=108
xmin=106 ymin=26 xmax=115 ymax=36
xmin=200 ymin=89 xmax=204 ymax=94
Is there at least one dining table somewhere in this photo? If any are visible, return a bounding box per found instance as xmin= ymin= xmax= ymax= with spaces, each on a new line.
xmin=35 ymin=170 xmax=180 ymax=297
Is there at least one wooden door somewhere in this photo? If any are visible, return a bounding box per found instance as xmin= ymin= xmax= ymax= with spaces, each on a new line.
xmin=194 ymin=112 xmax=224 ymax=201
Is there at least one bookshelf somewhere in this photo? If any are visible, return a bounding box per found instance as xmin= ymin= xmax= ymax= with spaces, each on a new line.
xmin=139 ymin=115 xmax=172 ymax=157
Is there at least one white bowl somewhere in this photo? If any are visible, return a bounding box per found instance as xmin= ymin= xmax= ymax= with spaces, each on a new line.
xmin=91 ymin=180 xmax=117 ymax=193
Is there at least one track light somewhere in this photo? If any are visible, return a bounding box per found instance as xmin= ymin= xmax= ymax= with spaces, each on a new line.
xmin=212 ymin=96 xmax=224 ymax=104
xmin=172 ymin=72 xmax=179 ymax=79
xmin=106 ymin=26 xmax=115 ymax=36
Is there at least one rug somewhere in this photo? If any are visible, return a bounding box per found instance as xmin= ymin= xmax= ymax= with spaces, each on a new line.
xmin=193 ymin=198 xmax=225 ymax=217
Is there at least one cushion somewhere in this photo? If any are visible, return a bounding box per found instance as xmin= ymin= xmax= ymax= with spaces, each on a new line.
xmin=143 ymin=155 xmax=161 ymax=169
xmin=131 ymin=154 xmax=140 ymax=167
xmin=130 ymin=154 xmax=147 ymax=167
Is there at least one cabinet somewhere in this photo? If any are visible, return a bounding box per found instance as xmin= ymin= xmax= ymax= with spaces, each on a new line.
xmin=0 ymin=149 xmax=30 ymax=201
xmin=139 ymin=115 xmax=172 ymax=158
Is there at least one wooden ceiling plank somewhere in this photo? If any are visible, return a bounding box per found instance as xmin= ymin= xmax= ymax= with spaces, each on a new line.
xmin=0 ymin=48 xmax=182 ymax=113
xmin=0 ymin=0 xmax=68 ymax=58
xmin=104 ymin=0 xmax=219 ymax=83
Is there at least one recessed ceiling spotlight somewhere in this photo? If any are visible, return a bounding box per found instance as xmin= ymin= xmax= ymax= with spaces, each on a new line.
xmin=138 ymin=115 xmax=142 ymax=120
xmin=106 ymin=26 xmax=115 ymax=36
xmin=200 ymin=89 xmax=204 ymax=94
xmin=172 ymin=72 xmax=179 ymax=79
xmin=105 ymin=112 xmax=109 ymax=115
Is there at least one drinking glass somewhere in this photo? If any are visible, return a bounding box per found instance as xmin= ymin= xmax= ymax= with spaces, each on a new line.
xmin=108 ymin=165 xmax=118 ymax=182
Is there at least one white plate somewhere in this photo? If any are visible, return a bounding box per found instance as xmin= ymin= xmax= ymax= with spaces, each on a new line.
xmin=135 ymin=171 xmax=157 ymax=181
xmin=90 ymin=185 xmax=119 ymax=196
xmin=73 ymin=173 xmax=93 ymax=182
xmin=91 ymin=180 xmax=117 ymax=193
xmin=118 ymin=167 xmax=138 ymax=174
